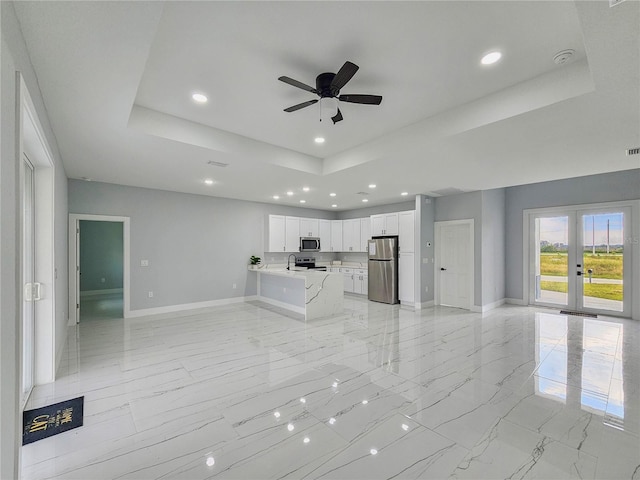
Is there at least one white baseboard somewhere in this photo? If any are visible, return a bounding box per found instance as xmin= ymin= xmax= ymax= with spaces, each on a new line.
xmin=505 ymin=297 xmax=528 ymax=306
xmin=256 ymin=296 xmax=306 ymax=316
xmin=471 ymin=298 xmax=506 ymax=313
xmin=126 ymin=296 xmax=258 ymax=319
xmin=414 ymin=300 xmax=435 ymax=310
xmin=80 ymin=288 xmax=123 ymax=297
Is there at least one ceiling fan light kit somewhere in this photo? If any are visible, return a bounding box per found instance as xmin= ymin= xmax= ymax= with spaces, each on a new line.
xmin=279 ymin=61 xmax=383 ymax=124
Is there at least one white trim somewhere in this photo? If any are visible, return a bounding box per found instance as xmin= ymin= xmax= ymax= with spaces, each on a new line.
xmin=505 ymin=297 xmax=528 ymax=306
xmin=434 ymin=219 xmax=475 ymax=311
xmin=414 ymin=300 xmax=435 ymax=309
xmin=68 ymin=214 xmax=131 ymax=323
xmin=471 ymin=298 xmax=506 ymax=313
xmin=127 ymin=296 xmax=258 ymax=319
xmin=80 ymin=288 xmax=123 ymax=297
xmin=18 ymin=74 xmax=58 ymax=387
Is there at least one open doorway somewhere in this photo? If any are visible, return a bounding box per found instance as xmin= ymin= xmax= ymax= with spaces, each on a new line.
xmin=78 ymin=220 xmax=124 ymax=321
xmin=69 ymin=214 xmax=130 ymax=324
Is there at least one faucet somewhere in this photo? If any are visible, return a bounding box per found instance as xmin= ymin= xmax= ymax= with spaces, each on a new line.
xmin=287 ymin=254 xmax=297 ymax=270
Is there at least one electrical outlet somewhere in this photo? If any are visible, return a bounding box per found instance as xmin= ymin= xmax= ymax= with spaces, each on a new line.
xmin=101 ymin=277 xmax=106 ymax=283
xmin=233 ymin=283 xmax=237 ymax=289
xmin=425 ymin=286 xmax=429 ymax=293
xmin=148 ymin=291 xmax=154 ymax=298
xmin=283 ymin=287 xmax=287 ymax=293
xmin=141 ymin=259 xmax=149 ymax=267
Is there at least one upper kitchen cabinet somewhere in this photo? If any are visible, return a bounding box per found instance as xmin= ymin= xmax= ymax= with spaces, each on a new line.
xmin=318 ymin=219 xmax=331 ymax=252
xmin=330 ymin=220 xmax=343 ymax=252
xmin=342 ymin=218 xmax=361 ymax=252
xmin=299 ymin=218 xmax=319 ymax=237
xmin=268 ymin=215 xmax=286 ymax=252
xmin=370 ymin=212 xmax=399 ymax=236
xmin=360 ymin=217 xmax=371 ymax=252
xmin=285 ymin=216 xmax=301 ymax=252
xmin=398 ymin=210 xmax=415 ymax=252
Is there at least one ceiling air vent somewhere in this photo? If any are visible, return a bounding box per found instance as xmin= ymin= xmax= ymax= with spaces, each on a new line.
xmin=207 ymin=160 xmax=229 ymax=168
xmin=356 ymin=191 xmax=369 ymax=196
xmin=627 ymin=147 xmax=639 ymax=156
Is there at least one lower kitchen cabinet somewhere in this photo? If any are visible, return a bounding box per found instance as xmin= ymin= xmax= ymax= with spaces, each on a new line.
xmin=353 ymin=270 xmax=368 ymax=295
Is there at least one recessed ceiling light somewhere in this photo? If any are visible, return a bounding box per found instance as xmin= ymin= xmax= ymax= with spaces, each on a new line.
xmin=362 ymin=199 xmax=369 ymax=203
xmin=287 ymin=191 xmax=294 ymax=196
xmin=273 ymin=195 xmax=280 ymax=200
xmin=315 ymin=137 xmax=325 ymax=144
xmin=300 ymin=200 xmax=306 ymax=203
xmin=303 ymin=187 xmax=310 ymax=192
xmin=401 ymin=192 xmax=408 ymax=196
xmin=329 ymin=193 xmax=336 ymax=197
xmin=368 ymin=184 xmax=376 ymax=189
xmin=204 ymin=179 xmax=214 ymax=185
xmin=331 ymin=204 xmax=337 ymax=208
xmin=481 ymin=51 xmax=502 ymax=65
xmin=192 ymin=93 xmax=208 ymax=103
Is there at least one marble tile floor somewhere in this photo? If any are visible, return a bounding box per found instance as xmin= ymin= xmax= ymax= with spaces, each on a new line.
xmin=21 ymin=297 xmax=640 ymax=479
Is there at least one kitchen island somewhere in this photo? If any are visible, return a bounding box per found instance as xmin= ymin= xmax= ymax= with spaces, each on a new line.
xmin=253 ymin=269 xmax=343 ymax=321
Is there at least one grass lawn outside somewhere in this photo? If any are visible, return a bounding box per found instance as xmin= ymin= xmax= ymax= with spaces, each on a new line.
xmin=540 ymin=280 xmax=623 ymax=301
xmin=540 ymin=253 xmax=622 ymax=280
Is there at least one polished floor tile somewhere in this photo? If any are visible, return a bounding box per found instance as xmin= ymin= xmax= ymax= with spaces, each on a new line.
xmin=21 ymin=298 xmax=640 ymax=479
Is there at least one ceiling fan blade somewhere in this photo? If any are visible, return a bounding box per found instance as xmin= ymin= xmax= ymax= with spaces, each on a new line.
xmin=278 ymin=76 xmax=318 ymax=94
xmin=331 ymin=109 xmax=343 ymax=124
xmin=331 ymin=61 xmax=359 ymax=91
xmin=283 ymin=99 xmax=318 ymax=112
xmin=338 ymin=94 xmax=383 ymax=105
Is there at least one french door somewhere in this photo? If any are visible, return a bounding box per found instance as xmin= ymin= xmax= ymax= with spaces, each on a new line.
xmin=530 ymin=205 xmax=631 ymax=317
xmin=22 ymin=156 xmax=36 ymax=406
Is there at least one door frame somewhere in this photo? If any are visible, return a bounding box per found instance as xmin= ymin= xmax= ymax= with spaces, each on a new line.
xmin=523 ymin=200 xmax=639 ymax=319
xmin=17 ymin=73 xmax=57 ymax=387
xmin=434 ymin=219 xmax=475 ymax=310
xmin=68 ymin=214 xmax=130 ymax=323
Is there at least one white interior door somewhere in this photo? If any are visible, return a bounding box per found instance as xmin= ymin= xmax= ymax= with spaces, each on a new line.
xmin=530 ymin=206 xmax=631 ymax=316
xmin=22 ymin=156 xmax=36 ymax=406
xmin=437 ymin=221 xmax=472 ymax=309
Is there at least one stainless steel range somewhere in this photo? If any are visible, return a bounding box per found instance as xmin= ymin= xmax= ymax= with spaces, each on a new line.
xmin=295 ymin=257 xmax=327 ymax=271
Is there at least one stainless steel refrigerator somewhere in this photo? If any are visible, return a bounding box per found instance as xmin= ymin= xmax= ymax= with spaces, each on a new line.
xmin=368 ymin=236 xmax=399 ymax=304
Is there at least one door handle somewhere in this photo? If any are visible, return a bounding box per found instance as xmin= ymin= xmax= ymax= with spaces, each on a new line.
xmin=440 ymin=268 xmax=447 ymax=271
xmin=577 ymin=271 xmax=582 ymax=276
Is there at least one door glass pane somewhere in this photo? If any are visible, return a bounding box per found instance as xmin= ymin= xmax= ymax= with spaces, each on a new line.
xmin=22 ymin=160 xmax=35 ymax=403
xmin=535 ymin=216 xmax=569 ymax=305
xmin=581 ymin=213 xmax=623 ymax=312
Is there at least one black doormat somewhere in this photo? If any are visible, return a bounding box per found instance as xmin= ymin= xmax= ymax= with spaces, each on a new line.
xmin=560 ymin=310 xmax=598 ymax=318
xmin=23 ymin=396 xmax=84 ymax=445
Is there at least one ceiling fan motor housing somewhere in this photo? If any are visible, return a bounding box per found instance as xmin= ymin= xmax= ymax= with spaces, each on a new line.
xmin=317 ymin=72 xmax=338 ymax=97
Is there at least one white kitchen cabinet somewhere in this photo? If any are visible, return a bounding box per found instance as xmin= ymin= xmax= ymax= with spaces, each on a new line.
xmin=285 ymin=216 xmax=300 ymax=252
xmin=360 ymin=217 xmax=371 ymax=252
xmin=353 ymin=269 xmax=368 ymax=295
xmin=299 ymin=218 xmax=319 ymax=237
xmin=370 ymin=212 xmax=399 ymax=236
xmin=399 ymin=252 xmax=415 ymax=304
xmin=268 ymin=215 xmax=286 ymax=252
xmin=398 ymin=210 xmax=415 ymax=253
xmin=319 ymin=219 xmax=331 ymax=252
xmin=342 ymin=268 xmax=354 ymax=293
xmin=331 ymin=220 xmax=343 ymax=252
xmin=342 ymin=218 xmax=361 ymax=252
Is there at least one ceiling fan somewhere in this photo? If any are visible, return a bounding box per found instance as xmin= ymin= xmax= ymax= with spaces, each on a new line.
xmin=278 ymin=61 xmax=382 ymax=124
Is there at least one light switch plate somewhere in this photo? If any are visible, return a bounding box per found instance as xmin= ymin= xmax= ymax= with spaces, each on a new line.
xmin=140 ymin=259 xmax=149 ymax=267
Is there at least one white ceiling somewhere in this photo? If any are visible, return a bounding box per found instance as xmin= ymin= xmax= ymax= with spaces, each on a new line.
xmin=13 ymin=1 xmax=640 ymax=211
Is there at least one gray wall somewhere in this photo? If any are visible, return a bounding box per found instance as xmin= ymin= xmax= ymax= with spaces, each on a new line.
xmin=337 ymin=200 xmax=415 ymax=220
xmin=481 ymin=189 xmax=506 ymax=305
xmin=69 ymin=180 xmax=341 ymax=312
xmin=505 ymin=169 xmax=640 ymax=301
xmin=1 ymin=3 xmax=69 ymax=476
xmin=79 ymin=221 xmax=123 ymax=292
xmin=416 ymin=195 xmax=435 ymax=305
xmin=435 ymin=191 xmax=483 ymax=307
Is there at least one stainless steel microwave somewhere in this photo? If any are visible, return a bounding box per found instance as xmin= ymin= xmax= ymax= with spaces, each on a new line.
xmin=300 ymin=237 xmax=320 ymax=252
